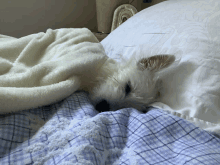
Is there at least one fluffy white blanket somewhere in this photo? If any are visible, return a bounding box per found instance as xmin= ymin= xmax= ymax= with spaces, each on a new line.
xmin=0 ymin=28 xmax=108 ymax=113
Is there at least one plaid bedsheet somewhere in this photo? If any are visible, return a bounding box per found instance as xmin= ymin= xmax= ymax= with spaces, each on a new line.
xmin=0 ymin=91 xmax=220 ymax=165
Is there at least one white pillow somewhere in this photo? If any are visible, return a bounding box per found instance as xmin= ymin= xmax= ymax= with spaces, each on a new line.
xmin=101 ymin=0 xmax=220 ymax=133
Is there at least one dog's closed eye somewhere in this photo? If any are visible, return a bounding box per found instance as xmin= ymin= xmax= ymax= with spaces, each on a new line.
xmin=125 ymin=81 xmax=131 ymax=96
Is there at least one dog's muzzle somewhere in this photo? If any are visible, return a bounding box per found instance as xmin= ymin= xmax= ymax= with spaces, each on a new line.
xmin=95 ymin=99 xmax=110 ymax=112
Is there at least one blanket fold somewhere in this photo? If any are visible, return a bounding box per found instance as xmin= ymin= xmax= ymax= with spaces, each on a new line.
xmin=0 ymin=28 xmax=108 ymax=113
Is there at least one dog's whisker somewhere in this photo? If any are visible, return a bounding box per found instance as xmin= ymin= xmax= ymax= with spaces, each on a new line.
xmin=133 ymin=82 xmax=138 ymax=91
xmin=147 ymin=97 xmax=154 ymax=100
xmin=112 ymin=77 xmax=119 ymax=85
xmin=133 ymin=85 xmax=137 ymax=91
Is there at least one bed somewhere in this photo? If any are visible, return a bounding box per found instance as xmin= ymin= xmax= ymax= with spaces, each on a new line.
xmin=1 ymin=0 xmax=220 ymax=164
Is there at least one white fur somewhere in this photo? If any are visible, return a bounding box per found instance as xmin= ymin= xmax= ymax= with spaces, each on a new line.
xmin=82 ymin=54 xmax=176 ymax=112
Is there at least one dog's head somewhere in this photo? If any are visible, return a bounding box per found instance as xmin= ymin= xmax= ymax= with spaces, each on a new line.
xmin=89 ymin=55 xmax=175 ymax=112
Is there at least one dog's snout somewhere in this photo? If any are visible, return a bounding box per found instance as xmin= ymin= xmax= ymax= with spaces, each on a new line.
xmin=95 ymin=99 xmax=110 ymax=112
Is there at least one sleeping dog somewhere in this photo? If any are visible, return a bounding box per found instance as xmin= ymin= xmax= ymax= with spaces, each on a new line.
xmin=83 ymin=54 xmax=175 ymax=112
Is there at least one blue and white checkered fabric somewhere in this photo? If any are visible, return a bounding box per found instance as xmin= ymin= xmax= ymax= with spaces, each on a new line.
xmin=0 ymin=91 xmax=220 ymax=165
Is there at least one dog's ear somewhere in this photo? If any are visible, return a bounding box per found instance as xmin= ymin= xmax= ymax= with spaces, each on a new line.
xmin=137 ymin=55 xmax=175 ymax=72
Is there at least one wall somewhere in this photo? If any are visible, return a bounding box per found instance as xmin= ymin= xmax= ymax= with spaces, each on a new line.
xmin=0 ymin=0 xmax=97 ymax=38
xmin=141 ymin=0 xmax=167 ymax=9
xmin=0 ymin=0 xmax=167 ymax=38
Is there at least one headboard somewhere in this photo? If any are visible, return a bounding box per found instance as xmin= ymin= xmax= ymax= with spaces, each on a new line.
xmin=96 ymin=0 xmax=139 ymax=34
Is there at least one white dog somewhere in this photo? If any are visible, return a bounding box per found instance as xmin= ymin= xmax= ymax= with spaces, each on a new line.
xmin=81 ymin=54 xmax=175 ymax=112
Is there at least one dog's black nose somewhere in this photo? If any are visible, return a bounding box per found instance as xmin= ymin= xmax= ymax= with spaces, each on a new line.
xmin=95 ymin=99 xmax=110 ymax=112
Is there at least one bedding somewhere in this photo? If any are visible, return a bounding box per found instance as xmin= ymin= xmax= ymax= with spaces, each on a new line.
xmin=0 ymin=28 xmax=107 ymax=113
xmin=101 ymin=0 xmax=220 ymax=134
xmin=1 ymin=0 xmax=220 ymax=164
xmin=0 ymin=91 xmax=220 ymax=165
